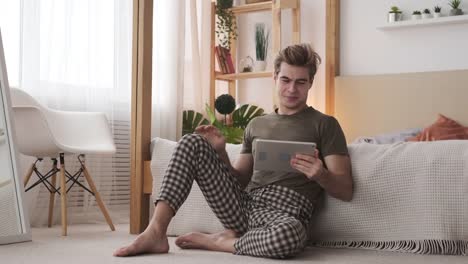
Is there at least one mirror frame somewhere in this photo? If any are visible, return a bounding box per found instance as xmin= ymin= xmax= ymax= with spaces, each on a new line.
xmin=0 ymin=30 xmax=31 ymax=244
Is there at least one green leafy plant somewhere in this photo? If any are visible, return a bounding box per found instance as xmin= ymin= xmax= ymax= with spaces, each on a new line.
xmin=255 ymin=23 xmax=269 ymax=61
xmin=434 ymin=5 xmax=442 ymax=12
xmin=232 ymin=104 xmax=264 ymax=129
xmin=389 ymin=6 xmax=402 ymax=13
xmin=182 ymin=110 xmax=209 ymax=136
xmin=216 ymin=0 xmax=237 ymax=50
xmin=423 ymin=8 xmax=431 ymax=14
xmin=449 ymin=0 xmax=462 ymax=9
xmin=182 ymin=94 xmax=265 ymax=144
xmin=205 ymin=104 xmax=244 ymax=144
xmin=413 ymin=10 xmax=422 ymax=15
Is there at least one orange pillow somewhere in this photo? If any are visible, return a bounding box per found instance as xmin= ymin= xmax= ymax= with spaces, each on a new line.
xmin=406 ymin=114 xmax=468 ymax=142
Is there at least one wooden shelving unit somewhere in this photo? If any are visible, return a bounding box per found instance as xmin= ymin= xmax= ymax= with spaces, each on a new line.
xmin=377 ymin=14 xmax=468 ymax=30
xmin=215 ymin=71 xmax=273 ymax=81
xmin=209 ymin=0 xmax=300 ymax=109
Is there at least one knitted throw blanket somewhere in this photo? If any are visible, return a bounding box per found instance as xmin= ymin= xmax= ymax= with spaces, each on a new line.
xmin=309 ymin=141 xmax=468 ymax=255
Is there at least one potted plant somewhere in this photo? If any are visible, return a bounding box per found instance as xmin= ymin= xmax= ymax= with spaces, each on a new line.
xmin=449 ymin=0 xmax=464 ymax=15
xmin=422 ymin=8 xmax=432 ymax=18
xmin=254 ymin=23 xmax=269 ymax=72
xmin=182 ymin=94 xmax=265 ymax=144
xmin=388 ymin=6 xmax=403 ymax=23
xmin=434 ymin=5 xmax=442 ymax=17
xmin=215 ymin=0 xmax=237 ymax=49
xmin=412 ymin=10 xmax=422 ymax=20
xmin=239 ymin=56 xmax=254 ymax=73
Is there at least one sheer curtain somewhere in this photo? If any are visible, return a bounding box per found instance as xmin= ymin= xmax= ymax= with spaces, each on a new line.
xmin=0 ymin=0 xmax=133 ymax=226
xmin=152 ymin=0 xmax=212 ymax=141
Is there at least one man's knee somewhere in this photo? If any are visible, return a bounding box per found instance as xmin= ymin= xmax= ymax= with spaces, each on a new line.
xmin=266 ymin=220 xmax=308 ymax=258
xmin=180 ymin=133 xmax=205 ymax=144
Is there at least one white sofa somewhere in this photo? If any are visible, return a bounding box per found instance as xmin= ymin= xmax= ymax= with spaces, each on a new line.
xmin=150 ymin=138 xmax=468 ymax=261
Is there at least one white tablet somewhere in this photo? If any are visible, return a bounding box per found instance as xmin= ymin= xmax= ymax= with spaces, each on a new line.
xmin=253 ymin=139 xmax=316 ymax=172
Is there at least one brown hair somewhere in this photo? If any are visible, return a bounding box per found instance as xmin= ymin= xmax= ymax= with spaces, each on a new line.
xmin=273 ymin=43 xmax=321 ymax=82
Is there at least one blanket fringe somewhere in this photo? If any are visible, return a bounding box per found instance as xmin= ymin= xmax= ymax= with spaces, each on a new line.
xmin=313 ymin=240 xmax=468 ymax=255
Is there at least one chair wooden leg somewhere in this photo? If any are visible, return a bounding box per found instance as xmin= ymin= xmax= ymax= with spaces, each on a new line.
xmin=82 ymin=164 xmax=115 ymax=231
xmin=48 ymin=159 xmax=58 ymax=228
xmin=59 ymin=154 xmax=67 ymax=236
xmin=23 ymin=163 xmax=35 ymax=187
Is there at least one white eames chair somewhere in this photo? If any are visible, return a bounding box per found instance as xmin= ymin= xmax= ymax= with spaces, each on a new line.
xmin=11 ymin=88 xmax=116 ymax=235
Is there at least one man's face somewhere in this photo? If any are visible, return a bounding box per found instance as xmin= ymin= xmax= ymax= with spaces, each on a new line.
xmin=274 ymin=62 xmax=312 ymax=114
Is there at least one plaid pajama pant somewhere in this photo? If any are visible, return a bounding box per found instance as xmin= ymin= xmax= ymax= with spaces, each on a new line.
xmin=156 ymin=134 xmax=315 ymax=259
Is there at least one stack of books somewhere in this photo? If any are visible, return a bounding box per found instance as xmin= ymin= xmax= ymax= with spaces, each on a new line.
xmin=215 ymin=46 xmax=235 ymax=74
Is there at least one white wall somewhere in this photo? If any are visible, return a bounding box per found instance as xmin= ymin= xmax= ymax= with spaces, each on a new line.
xmin=235 ymin=0 xmax=468 ymax=112
xmin=341 ymin=0 xmax=468 ymax=75
xmin=235 ymin=0 xmax=326 ymax=112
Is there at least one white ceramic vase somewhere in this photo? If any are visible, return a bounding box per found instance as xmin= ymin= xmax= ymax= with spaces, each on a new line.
xmin=255 ymin=60 xmax=267 ymax=72
xmin=433 ymin=12 xmax=442 ymax=18
xmin=422 ymin=13 xmax=432 ymax=19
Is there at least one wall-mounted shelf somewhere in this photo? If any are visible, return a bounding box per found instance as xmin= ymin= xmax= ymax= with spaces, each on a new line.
xmin=377 ymin=14 xmax=468 ymax=30
xmin=215 ymin=71 xmax=273 ymax=81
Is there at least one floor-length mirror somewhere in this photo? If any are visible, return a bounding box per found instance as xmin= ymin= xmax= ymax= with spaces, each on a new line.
xmin=0 ymin=30 xmax=31 ymax=244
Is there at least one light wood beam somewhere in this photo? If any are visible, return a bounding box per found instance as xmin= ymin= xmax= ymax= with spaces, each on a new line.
xmin=292 ymin=0 xmax=300 ymax=44
xmin=130 ymin=0 xmax=153 ymax=234
xmin=210 ymin=2 xmax=216 ymax=110
xmin=325 ymin=0 xmax=340 ymax=115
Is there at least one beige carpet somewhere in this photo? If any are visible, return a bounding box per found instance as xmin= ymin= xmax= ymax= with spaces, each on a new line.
xmin=0 ymin=223 xmax=466 ymax=264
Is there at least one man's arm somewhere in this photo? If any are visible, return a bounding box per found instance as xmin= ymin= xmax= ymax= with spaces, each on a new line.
xmin=218 ymin=151 xmax=253 ymax=189
xmin=315 ymin=154 xmax=353 ymax=201
xmin=291 ymin=153 xmax=353 ymax=201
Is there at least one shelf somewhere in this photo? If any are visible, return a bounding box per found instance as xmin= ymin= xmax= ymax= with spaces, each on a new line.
xmin=216 ymin=71 xmax=273 ymax=81
xmin=229 ymin=0 xmax=298 ymax=15
xmin=230 ymin=1 xmax=272 ymax=15
xmin=377 ymin=14 xmax=468 ymax=30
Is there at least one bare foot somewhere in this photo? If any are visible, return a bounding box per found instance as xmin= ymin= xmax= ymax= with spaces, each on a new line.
xmin=113 ymin=229 xmax=169 ymax=257
xmin=175 ymin=230 xmax=238 ymax=253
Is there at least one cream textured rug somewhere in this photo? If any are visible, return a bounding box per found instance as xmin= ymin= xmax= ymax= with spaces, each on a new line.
xmin=0 ymin=224 xmax=466 ymax=264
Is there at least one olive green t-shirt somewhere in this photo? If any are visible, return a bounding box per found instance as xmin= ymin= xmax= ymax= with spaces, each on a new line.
xmin=241 ymin=106 xmax=348 ymax=203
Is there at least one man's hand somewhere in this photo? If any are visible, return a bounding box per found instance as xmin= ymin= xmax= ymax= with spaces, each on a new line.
xmin=290 ymin=150 xmax=325 ymax=181
xmin=292 ymin=150 xmax=353 ymax=202
xmin=194 ymin=125 xmax=226 ymax=153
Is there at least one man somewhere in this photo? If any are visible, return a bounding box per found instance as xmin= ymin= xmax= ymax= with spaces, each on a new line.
xmin=114 ymin=43 xmax=353 ymax=259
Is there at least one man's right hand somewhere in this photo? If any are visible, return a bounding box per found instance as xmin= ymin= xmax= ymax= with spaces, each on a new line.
xmin=194 ymin=125 xmax=226 ymax=153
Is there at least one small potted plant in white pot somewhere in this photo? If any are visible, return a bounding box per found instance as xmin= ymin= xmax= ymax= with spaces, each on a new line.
xmin=449 ymin=0 xmax=464 ymax=15
xmin=388 ymin=6 xmax=403 ymax=22
xmin=412 ymin=10 xmax=422 ymax=20
xmin=254 ymin=23 xmax=269 ymax=72
xmin=422 ymin=8 xmax=432 ymax=18
xmin=434 ymin=5 xmax=442 ymax=17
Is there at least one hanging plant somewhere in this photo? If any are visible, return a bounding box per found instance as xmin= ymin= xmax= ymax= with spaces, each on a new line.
xmin=216 ymin=0 xmax=237 ymax=50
